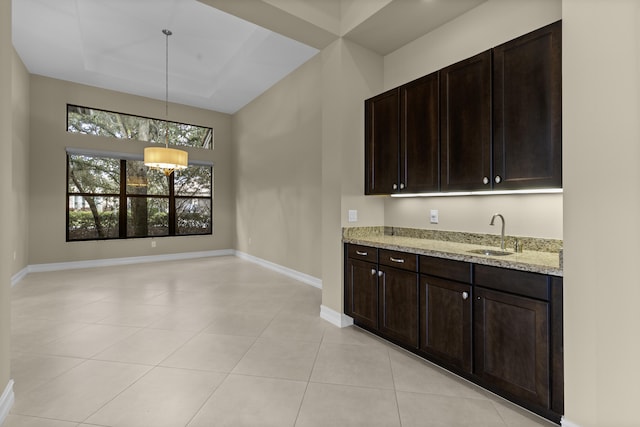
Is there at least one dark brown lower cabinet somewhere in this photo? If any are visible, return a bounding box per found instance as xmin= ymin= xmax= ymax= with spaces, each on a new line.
xmin=345 ymin=258 xmax=379 ymax=330
xmin=378 ymin=266 xmax=419 ymax=348
xmin=474 ymin=286 xmax=550 ymax=408
xmin=343 ymin=244 xmax=563 ymax=423
xmin=420 ymin=275 xmax=472 ymax=372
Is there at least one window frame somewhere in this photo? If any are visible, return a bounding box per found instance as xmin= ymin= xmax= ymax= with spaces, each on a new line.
xmin=66 ymin=152 xmax=213 ymax=242
xmin=66 ymin=104 xmax=214 ymax=150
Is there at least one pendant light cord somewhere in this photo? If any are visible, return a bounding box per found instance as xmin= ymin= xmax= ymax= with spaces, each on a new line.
xmin=163 ymin=29 xmax=172 ymax=149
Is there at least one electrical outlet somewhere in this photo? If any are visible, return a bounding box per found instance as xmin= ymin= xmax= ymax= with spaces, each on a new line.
xmin=430 ymin=209 xmax=439 ymax=224
xmin=348 ymin=210 xmax=358 ymax=222
xmin=151 ymin=240 xmax=156 ymax=248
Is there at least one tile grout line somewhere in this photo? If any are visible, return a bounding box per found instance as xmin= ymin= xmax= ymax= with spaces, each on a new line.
xmin=292 ymin=318 xmax=326 ymax=426
xmin=387 ymin=347 xmax=404 ymax=427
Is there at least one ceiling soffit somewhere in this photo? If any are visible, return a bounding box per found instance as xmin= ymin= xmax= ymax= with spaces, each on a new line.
xmin=205 ymin=0 xmax=488 ymax=56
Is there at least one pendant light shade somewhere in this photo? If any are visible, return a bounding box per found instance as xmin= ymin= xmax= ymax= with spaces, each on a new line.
xmin=144 ymin=29 xmax=188 ymax=176
xmin=144 ymin=146 xmax=188 ymax=176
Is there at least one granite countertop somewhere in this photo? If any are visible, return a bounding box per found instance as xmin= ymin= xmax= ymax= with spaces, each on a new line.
xmin=343 ymin=227 xmax=563 ymax=277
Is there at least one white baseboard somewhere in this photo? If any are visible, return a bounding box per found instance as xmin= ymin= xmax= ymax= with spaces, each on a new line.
xmin=11 ymin=267 xmax=28 ymax=287
xmin=14 ymin=250 xmax=324 ymax=298
xmin=24 ymin=249 xmax=234 ymax=275
xmin=561 ymin=418 xmax=582 ymax=427
xmin=0 ymin=380 xmax=14 ymax=425
xmin=234 ymin=251 xmax=322 ymax=289
xmin=320 ymin=305 xmax=353 ymax=328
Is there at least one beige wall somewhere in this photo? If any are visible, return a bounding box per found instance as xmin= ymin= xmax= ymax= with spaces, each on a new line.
xmin=12 ymin=50 xmax=30 ymax=275
xmin=382 ymin=0 xmax=563 ymax=240
xmin=384 ymin=0 xmax=562 ymax=88
xmin=28 ymin=76 xmax=234 ymax=265
xmin=385 ymin=194 xmax=562 ymax=239
xmin=321 ymin=38 xmax=386 ymax=314
xmin=233 ymin=55 xmax=323 ymax=278
xmin=0 ymin=0 xmax=13 ymax=398
xmin=563 ymin=1 xmax=640 ymax=426
xmin=338 ymin=40 xmax=386 ymax=230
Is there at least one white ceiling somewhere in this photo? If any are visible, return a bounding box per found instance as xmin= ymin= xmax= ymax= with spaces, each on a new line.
xmin=12 ymin=0 xmax=487 ymax=115
xmin=11 ymin=0 xmax=319 ymax=114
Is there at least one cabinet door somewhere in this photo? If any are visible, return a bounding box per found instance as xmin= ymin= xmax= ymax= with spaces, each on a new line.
xmin=400 ymin=72 xmax=439 ymax=193
xmin=345 ymin=258 xmax=379 ymax=329
xmin=493 ymin=21 xmax=562 ymax=189
xmin=474 ymin=287 xmax=550 ymax=408
xmin=440 ymin=50 xmax=492 ymax=191
xmin=420 ymin=275 xmax=472 ymax=372
xmin=379 ymin=267 xmax=418 ymax=348
xmin=365 ymin=88 xmax=400 ymax=194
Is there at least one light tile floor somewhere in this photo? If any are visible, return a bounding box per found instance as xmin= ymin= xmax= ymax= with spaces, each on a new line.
xmin=6 ymin=256 xmax=557 ymax=427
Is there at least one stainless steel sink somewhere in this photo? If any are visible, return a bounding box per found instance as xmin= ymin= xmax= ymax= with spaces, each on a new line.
xmin=468 ymin=249 xmax=514 ymax=256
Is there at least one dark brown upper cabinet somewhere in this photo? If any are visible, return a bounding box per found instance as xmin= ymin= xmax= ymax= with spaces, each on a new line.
xmin=365 ymin=21 xmax=562 ymax=195
xmin=400 ymin=73 xmax=440 ymax=193
xmin=365 ymin=73 xmax=439 ymax=195
xmin=493 ymin=21 xmax=562 ymax=189
xmin=440 ymin=50 xmax=492 ymax=192
xmin=365 ymin=88 xmax=400 ymax=195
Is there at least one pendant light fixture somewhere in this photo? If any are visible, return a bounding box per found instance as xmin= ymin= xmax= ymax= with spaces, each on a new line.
xmin=144 ymin=29 xmax=188 ymax=176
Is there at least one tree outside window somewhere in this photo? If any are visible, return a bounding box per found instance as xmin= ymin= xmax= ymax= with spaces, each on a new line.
xmin=67 ymin=155 xmax=212 ymax=241
xmin=65 ymin=104 xmax=213 ymax=241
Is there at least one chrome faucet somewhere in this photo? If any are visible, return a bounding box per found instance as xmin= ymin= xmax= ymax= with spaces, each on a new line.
xmin=490 ymin=213 xmax=506 ymax=251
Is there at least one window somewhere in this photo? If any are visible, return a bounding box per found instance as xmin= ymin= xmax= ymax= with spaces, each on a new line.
xmin=67 ymin=153 xmax=212 ymax=241
xmin=67 ymin=104 xmax=213 ymax=149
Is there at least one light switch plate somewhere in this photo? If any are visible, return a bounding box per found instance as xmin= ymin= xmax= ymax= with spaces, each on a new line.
xmin=348 ymin=210 xmax=358 ymax=222
xmin=430 ymin=209 xmax=439 ymax=224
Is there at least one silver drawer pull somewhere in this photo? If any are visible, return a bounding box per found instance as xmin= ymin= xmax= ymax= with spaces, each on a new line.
xmin=371 ymin=269 xmax=376 ymax=276
xmin=462 ymin=292 xmax=469 ymax=300
xmin=390 ymin=257 xmax=405 ymax=263
xmin=356 ymin=250 xmax=368 ymax=256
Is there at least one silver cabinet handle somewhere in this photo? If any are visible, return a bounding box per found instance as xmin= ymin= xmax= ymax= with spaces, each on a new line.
xmin=371 ymin=269 xmax=376 ymax=276
xmin=378 ymin=271 xmax=384 ymax=277
xmin=356 ymin=250 xmax=368 ymax=256
xmin=390 ymin=257 xmax=405 ymax=263
xmin=462 ymin=292 xmax=469 ymax=300
xmin=393 ymin=183 xmax=398 ymax=190
xmin=483 ymin=177 xmax=489 ymax=185
xmin=495 ymin=175 xmax=502 ymax=184
xmin=400 ymin=183 xmax=405 ymax=190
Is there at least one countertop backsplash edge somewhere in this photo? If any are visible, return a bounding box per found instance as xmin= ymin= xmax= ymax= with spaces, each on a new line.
xmin=343 ymin=226 xmax=563 ymax=277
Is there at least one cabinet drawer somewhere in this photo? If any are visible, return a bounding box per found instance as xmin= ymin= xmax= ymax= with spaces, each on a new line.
xmin=379 ymin=249 xmax=418 ymax=272
xmin=347 ymin=244 xmax=377 ymax=263
xmin=474 ymin=264 xmax=549 ymax=301
xmin=420 ymin=256 xmax=471 ymax=283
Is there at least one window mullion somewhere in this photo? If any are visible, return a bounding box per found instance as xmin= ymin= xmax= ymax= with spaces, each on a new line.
xmin=66 ymin=155 xmax=71 ymax=242
xmin=169 ymin=174 xmax=176 ymax=235
xmin=119 ymin=159 xmax=127 ymax=238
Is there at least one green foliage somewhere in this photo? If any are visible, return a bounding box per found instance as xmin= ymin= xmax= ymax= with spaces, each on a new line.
xmin=178 ymin=212 xmax=211 ymax=234
xmin=67 ymin=105 xmax=212 ymax=149
xmin=149 ymin=211 xmax=168 ymax=228
xmin=68 ymin=155 xmax=120 ymax=194
xmin=68 ymin=210 xmax=118 ymax=239
xmin=65 ymin=107 xmax=213 ymax=240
